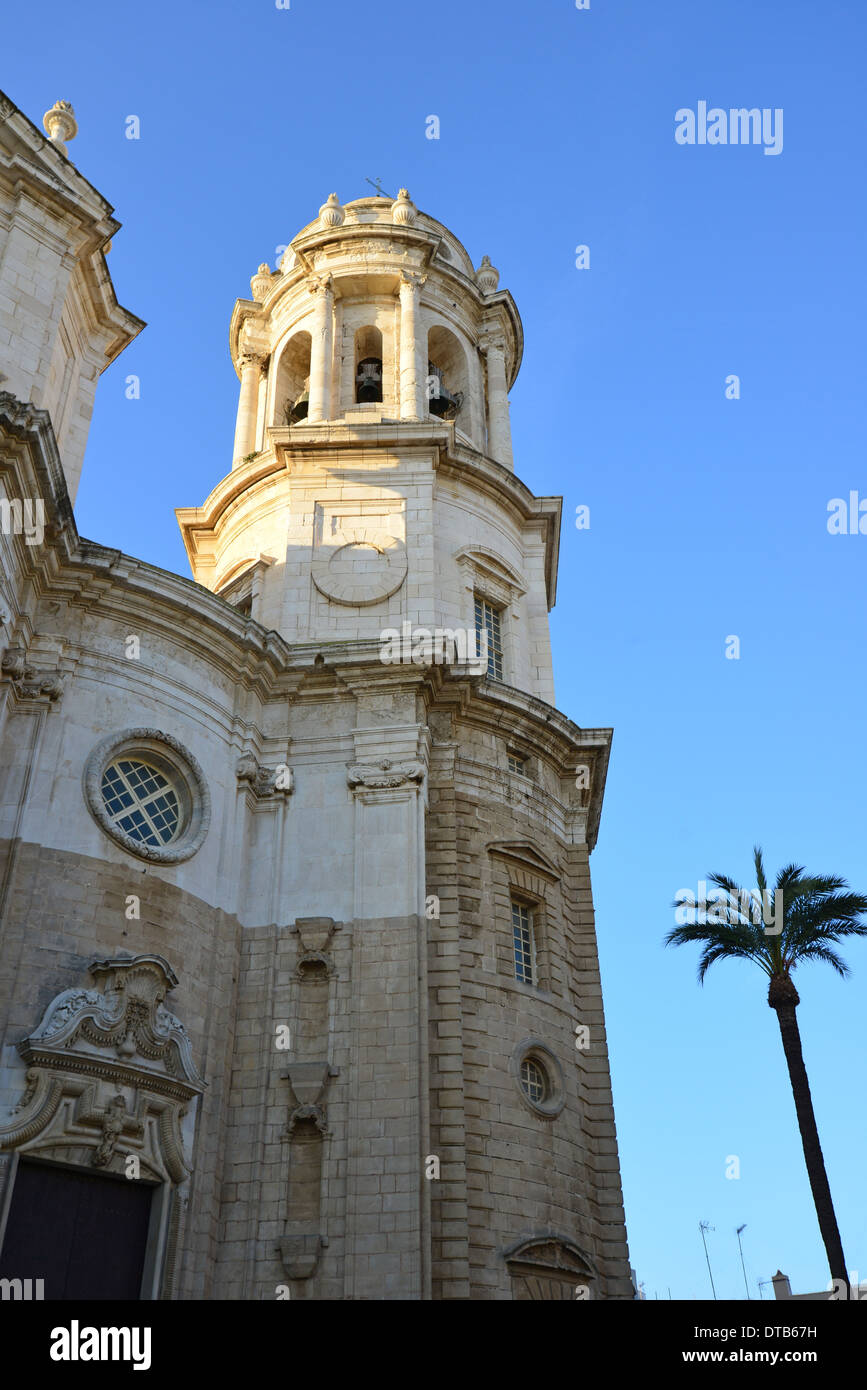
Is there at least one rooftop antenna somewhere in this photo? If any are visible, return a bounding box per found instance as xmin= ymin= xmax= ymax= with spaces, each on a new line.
xmin=365 ymin=176 xmax=390 ymax=198
xmin=758 ymin=1276 xmax=773 ymax=1300
xmin=699 ymin=1221 xmax=717 ymax=1300
xmin=736 ymin=1224 xmax=751 ymax=1299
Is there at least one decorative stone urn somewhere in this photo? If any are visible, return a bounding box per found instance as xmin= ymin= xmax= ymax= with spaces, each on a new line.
xmin=476 ymin=254 xmax=500 ymax=293
xmin=250 ymin=263 xmax=273 ymax=301
xmin=318 ymin=193 xmax=345 ymax=228
xmin=391 ymin=188 xmax=417 ymax=225
xmin=42 ymin=100 xmax=78 ymax=155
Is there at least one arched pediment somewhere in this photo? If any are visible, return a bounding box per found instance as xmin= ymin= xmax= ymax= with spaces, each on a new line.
xmin=454 ymin=546 xmax=527 ymax=600
xmin=504 ymin=1233 xmax=598 ymax=1299
xmin=487 ymin=841 xmax=560 ymax=882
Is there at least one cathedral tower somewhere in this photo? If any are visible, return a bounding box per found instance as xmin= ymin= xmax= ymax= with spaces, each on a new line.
xmin=0 ymin=96 xmax=630 ymax=1298
xmin=175 ymin=191 xmax=631 ymax=1299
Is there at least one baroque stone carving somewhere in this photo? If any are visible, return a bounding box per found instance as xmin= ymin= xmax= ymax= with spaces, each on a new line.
xmin=92 ymin=1093 xmax=131 ymax=1167
xmin=292 ymin=917 xmax=338 ymax=977
xmin=391 ymin=189 xmax=417 ymax=226
xmin=1 ymin=646 xmax=64 ymax=703
xmin=284 ymin=1063 xmax=333 ymax=1137
xmin=476 ymin=255 xmax=500 ymax=293
xmin=319 ymin=193 xmax=344 ymax=228
xmin=250 ymin=263 xmax=273 ymax=301
xmin=503 ymin=1233 xmax=597 ymax=1300
xmin=347 ymin=759 xmax=425 ymax=791
xmin=42 ymin=99 xmax=78 ymax=154
xmin=0 ymin=955 xmax=205 ymax=1183
xmin=236 ymin=752 xmax=294 ymax=799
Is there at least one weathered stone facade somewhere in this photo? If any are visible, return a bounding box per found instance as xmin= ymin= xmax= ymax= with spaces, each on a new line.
xmin=0 ymin=90 xmax=631 ymax=1299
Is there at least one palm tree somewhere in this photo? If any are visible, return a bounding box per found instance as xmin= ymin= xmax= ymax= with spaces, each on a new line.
xmin=666 ymin=847 xmax=867 ymax=1299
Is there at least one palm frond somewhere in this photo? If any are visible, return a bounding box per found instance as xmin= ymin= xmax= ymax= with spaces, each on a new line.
xmin=666 ymin=848 xmax=867 ymax=989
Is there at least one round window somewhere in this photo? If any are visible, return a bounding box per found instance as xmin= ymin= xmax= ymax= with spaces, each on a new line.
xmin=520 ymin=1057 xmax=547 ymax=1105
xmin=84 ymin=729 xmax=210 ymax=864
xmin=511 ymin=1040 xmax=566 ymax=1119
xmin=101 ymin=758 xmax=182 ymax=848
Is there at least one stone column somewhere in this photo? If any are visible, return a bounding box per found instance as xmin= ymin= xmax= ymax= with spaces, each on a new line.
xmin=399 ymin=271 xmax=425 ymax=421
xmin=482 ymin=334 xmax=514 ymax=469
xmin=307 ymin=274 xmax=334 ymax=424
xmin=232 ymin=350 xmax=265 ymax=466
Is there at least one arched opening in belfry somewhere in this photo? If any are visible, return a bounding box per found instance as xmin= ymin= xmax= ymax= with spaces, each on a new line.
xmin=427 ymin=325 xmax=467 ymax=420
xmin=354 ymin=326 xmax=383 ymax=403
xmin=274 ymin=330 xmax=312 ymax=424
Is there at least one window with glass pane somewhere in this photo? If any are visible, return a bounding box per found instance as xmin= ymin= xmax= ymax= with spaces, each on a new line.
xmin=507 ymin=753 xmax=526 ymax=775
xmin=512 ymin=900 xmax=534 ymax=984
xmin=474 ymin=596 xmax=504 ymax=680
xmin=520 ymin=1057 xmax=547 ymax=1105
xmin=101 ymin=759 xmax=181 ymax=848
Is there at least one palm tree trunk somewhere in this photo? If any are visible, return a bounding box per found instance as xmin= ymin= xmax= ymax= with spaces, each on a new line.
xmin=773 ymin=1000 xmax=850 ymax=1297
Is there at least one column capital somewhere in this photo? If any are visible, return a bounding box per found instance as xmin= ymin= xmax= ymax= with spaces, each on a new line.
xmin=308 ymin=272 xmax=334 ymax=297
xmin=236 ymin=348 xmax=266 ymax=373
xmin=399 ymin=269 xmax=427 ymax=293
xmin=479 ymin=331 xmax=506 ymax=357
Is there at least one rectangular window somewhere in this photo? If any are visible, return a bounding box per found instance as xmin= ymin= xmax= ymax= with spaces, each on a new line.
xmin=512 ymin=900 xmax=535 ymax=985
xmin=507 ymin=752 xmax=526 ymax=775
xmin=474 ymin=596 xmax=504 ymax=680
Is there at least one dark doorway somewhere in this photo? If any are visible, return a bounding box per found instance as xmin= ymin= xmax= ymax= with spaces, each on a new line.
xmin=0 ymin=1157 xmax=156 ymax=1300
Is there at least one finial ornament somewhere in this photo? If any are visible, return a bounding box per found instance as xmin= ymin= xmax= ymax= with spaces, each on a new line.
xmin=391 ymin=188 xmax=417 ymax=226
xmin=319 ymin=193 xmax=345 ymax=228
xmin=476 ymin=255 xmax=500 ymax=293
xmin=251 ymin=263 xmax=273 ymax=301
xmin=42 ymin=99 xmax=78 ymax=156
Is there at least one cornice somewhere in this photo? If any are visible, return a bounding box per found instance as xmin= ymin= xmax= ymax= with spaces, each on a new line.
xmin=0 ymin=95 xmax=144 ymax=366
xmin=0 ymin=395 xmax=292 ymax=694
xmin=423 ymin=671 xmax=612 ymax=851
xmin=176 ymin=427 xmax=561 ymax=606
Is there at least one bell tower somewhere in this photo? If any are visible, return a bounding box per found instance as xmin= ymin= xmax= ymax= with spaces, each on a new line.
xmin=176 ymin=191 xmax=631 ymax=1301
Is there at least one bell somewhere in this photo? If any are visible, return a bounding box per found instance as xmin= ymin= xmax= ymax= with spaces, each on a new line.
xmin=356 ymin=356 xmax=383 ymax=403
xmin=427 ymin=362 xmax=462 ymax=420
xmin=285 ymin=385 xmax=309 ymax=424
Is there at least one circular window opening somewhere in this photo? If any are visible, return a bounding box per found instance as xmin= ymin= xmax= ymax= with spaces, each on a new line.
xmin=511 ymin=1040 xmax=566 ymax=1119
xmin=101 ymin=757 xmax=183 ymax=849
xmin=520 ymin=1057 xmax=547 ymax=1105
xmin=84 ymin=729 xmax=210 ymax=864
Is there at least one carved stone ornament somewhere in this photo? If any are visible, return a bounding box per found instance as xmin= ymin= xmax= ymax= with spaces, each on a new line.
xmin=347 ymin=758 xmax=425 ymax=791
xmin=476 ymin=255 xmax=500 ymax=293
xmin=42 ymin=99 xmax=78 ymax=153
xmin=503 ymin=1233 xmax=597 ymax=1301
xmin=236 ymin=752 xmax=294 ymax=799
xmin=250 ymin=263 xmax=273 ymax=301
xmin=278 ymin=1232 xmax=327 ymax=1280
xmin=311 ymin=529 xmax=408 ymax=606
xmin=284 ymin=1063 xmax=333 ymax=1138
xmin=0 ymin=955 xmax=205 ymax=1183
xmin=308 ymin=272 xmax=334 ymax=297
xmin=391 ymin=188 xmax=417 ymax=226
xmin=318 ymin=193 xmax=345 ymax=228
xmin=292 ymin=917 xmax=338 ymax=977
xmin=1 ymin=646 xmax=64 ymax=703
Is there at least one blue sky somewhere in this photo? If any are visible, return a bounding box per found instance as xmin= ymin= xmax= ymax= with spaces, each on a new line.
xmin=6 ymin=0 xmax=867 ymax=1299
